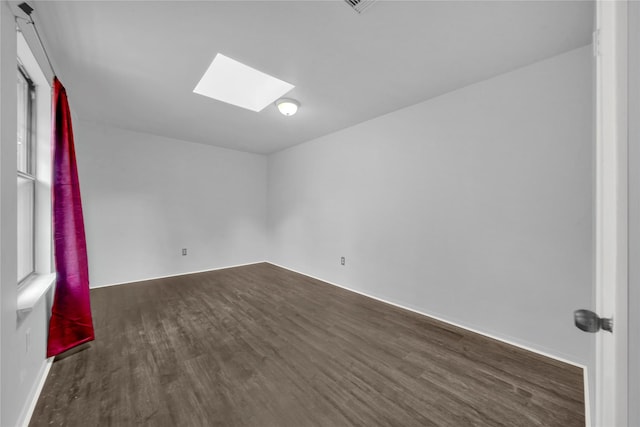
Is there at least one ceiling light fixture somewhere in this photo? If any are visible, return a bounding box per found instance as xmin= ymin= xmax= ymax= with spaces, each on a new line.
xmin=276 ymin=98 xmax=300 ymax=116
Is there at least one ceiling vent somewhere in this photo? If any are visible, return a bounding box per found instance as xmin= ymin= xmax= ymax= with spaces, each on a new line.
xmin=344 ymin=0 xmax=377 ymax=14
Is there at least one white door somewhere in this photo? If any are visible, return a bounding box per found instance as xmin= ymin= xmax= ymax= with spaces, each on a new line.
xmin=594 ymin=1 xmax=628 ymax=426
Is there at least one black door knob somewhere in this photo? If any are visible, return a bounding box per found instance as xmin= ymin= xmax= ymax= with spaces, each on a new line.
xmin=574 ymin=309 xmax=613 ymax=333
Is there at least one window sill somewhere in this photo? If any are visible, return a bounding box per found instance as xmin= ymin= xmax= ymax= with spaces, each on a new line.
xmin=17 ymin=273 xmax=56 ymax=323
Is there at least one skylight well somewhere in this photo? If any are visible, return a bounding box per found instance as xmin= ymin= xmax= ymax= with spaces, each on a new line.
xmin=193 ymin=54 xmax=294 ymax=112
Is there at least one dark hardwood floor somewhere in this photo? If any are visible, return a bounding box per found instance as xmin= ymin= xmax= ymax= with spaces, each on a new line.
xmin=30 ymin=263 xmax=584 ymax=426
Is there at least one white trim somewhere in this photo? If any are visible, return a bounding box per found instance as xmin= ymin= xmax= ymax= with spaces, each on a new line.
xmin=90 ymin=261 xmax=267 ymax=289
xmin=268 ymin=262 xmax=591 ymax=422
xmin=92 ymin=260 xmax=588 ymax=368
xmin=627 ymin=3 xmax=640 ymax=426
xmin=595 ymin=1 xmax=629 ymax=426
xmin=16 ymin=273 xmax=55 ymax=326
xmin=89 ymin=260 xmax=591 ymax=423
xmin=18 ymin=357 xmax=53 ymax=427
xmin=584 ymin=368 xmax=592 ymax=427
xmin=269 ymin=262 xmax=585 ymax=367
xmin=17 ymin=273 xmax=55 ymax=311
xmin=17 ymin=29 xmax=53 ymax=279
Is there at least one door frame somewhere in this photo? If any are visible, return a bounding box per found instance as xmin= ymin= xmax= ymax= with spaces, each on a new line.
xmin=626 ymin=1 xmax=639 ymax=425
xmin=594 ymin=1 xmax=628 ymax=426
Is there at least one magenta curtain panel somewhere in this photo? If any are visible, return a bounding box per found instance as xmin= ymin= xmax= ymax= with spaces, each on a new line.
xmin=47 ymin=77 xmax=95 ymax=357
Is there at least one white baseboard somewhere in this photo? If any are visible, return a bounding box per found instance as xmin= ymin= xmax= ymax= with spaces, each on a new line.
xmin=19 ymin=357 xmax=54 ymax=427
xmin=88 ymin=260 xmax=592 ymax=426
xmin=268 ymin=262 xmax=591 ymax=426
xmin=90 ymin=261 xmax=268 ymax=289
xmin=267 ymin=262 xmax=588 ymax=364
xmin=268 ymin=262 xmax=592 ymax=426
xmin=583 ymin=368 xmax=591 ymax=427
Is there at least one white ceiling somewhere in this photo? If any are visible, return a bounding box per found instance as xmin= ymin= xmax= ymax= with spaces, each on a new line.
xmin=30 ymin=0 xmax=593 ymax=154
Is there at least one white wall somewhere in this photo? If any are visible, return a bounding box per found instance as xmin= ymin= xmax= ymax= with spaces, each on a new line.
xmin=1 ymin=6 xmax=596 ymax=423
xmin=0 ymin=4 xmax=17 ymax=424
xmin=1 ymin=3 xmax=54 ymax=426
xmin=268 ymin=46 xmax=594 ymax=365
xmin=74 ymin=121 xmax=268 ymax=287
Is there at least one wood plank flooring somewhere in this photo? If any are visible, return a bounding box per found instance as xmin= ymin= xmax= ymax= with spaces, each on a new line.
xmin=30 ymin=263 xmax=584 ymax=426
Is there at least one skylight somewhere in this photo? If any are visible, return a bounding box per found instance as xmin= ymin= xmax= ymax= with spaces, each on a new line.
xmin=193 ymin=54 xmax=294 ymax=112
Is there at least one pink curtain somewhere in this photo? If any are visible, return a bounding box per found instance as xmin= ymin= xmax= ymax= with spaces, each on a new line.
xmin=47 ymin=77 xmax=94 ymax=357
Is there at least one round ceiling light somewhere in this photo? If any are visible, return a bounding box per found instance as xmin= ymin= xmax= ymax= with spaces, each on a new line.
xmin=276 ymin=98 xmax=300 ymax=116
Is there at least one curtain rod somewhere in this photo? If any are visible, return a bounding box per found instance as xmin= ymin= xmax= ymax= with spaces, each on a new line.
xmin=16 ymin=2 xmax=57 ymax=78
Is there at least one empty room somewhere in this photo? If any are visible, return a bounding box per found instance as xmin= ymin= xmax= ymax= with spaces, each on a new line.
xmin=1 ymin=0 xmax=637 ymax=426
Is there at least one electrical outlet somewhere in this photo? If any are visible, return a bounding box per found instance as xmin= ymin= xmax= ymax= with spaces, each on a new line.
xmin=182 ymin=248 xmax=187 ymax=256
xmin=341 ymin=256 xmax=345 ymax=266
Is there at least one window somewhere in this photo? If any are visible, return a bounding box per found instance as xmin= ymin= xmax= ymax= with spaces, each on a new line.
xmin=15 ymin=29 xmax=54 ymax=314
xmin=17 ymin=64 xmax=35 ymax=283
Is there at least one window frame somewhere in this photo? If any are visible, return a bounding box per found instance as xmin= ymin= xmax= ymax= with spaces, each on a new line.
xmin=17 ymin=62 xmax=37 ymax=285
